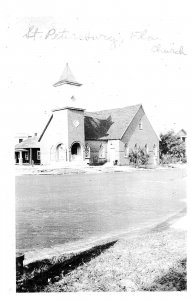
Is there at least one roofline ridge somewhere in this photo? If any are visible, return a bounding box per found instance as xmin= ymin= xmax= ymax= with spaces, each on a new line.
xmin=86 ymin=103 xmax=142 ymax=115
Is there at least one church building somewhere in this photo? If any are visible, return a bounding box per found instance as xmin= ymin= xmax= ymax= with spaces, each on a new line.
xmin=15 ymin=64 xmax=159 ymax=166
xmin=39 ymin=64 xmax=159 ymax=166
xmin=39 ymin=103 xmax=159 ymax=166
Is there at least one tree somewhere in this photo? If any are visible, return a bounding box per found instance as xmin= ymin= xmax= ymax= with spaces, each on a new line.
xmin=159 ymin=130 xmax=186 ymax=163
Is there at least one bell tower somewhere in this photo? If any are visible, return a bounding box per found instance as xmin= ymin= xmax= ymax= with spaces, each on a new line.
xmin=40 ymin=63 xmax=85 ymax=163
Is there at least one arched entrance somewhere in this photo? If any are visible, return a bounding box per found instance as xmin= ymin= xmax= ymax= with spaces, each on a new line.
xmin=56 ymin=143 xmax=67 ymax=161
xmin=71 ymin=142 xmax=82 ymax=161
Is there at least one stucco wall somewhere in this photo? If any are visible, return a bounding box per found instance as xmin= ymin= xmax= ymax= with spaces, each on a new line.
xmin=40 ymin=108 xmax=85 ymax=164
xmin=40 ymin=110 xmax=68 ymax=164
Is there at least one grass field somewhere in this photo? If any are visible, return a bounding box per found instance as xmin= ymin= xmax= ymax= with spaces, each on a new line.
xmin=43 ymin=228 xmax=186 ymax=292
xmin=16 ymin=210 xmax=186 ymax=292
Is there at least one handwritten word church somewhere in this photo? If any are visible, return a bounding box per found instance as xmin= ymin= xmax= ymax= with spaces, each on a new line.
xmin=15 ymin=64 xmax=159 ymax=166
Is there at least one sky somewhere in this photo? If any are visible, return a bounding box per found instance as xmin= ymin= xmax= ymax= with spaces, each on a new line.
xmin=3 ymin=0 xmax=190 ymax=137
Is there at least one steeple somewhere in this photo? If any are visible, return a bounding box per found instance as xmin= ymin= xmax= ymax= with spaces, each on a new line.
xmin=53 ymin=63 xmax=82 ymax=87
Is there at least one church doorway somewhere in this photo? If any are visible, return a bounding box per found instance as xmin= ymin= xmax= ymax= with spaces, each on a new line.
xmin=71 ymin=142 xmax=82 ymax=161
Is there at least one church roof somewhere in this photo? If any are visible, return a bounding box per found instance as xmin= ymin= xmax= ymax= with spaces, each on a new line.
xmin=85 ymin=104 xmax=142 ymax=140
xmin=15 ymin=136 xmax=40 ymax=149
xmin=53 ymin=63 xmax=82 ymax=87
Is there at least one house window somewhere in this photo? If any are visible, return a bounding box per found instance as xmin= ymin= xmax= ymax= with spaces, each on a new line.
xmin=37 ymin=150 xmax=40 ymax=160
xmin=124 ymin=143 xmax=129 ymax=157
xmin=145 ymin=144 xmax=149 ymax=154
xmin=139 ymin=121 xmax=143 ymax=130
xmin=19 ymin=138 xmax=23 ymax=143
xmin=85 ymin=144 xmax=91 ymax=158
xmin=25 ymin=152 xmax=29 ymax=160
xmin=99 ymin=143 xmax=105 ymax=158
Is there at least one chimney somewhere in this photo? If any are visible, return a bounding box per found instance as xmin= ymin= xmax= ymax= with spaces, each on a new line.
xmin=34 ymin=133 xmax=38 ymax=137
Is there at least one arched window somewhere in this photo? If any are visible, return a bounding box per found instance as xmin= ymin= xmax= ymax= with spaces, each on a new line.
xmin=99 ymin=143 xmax=105 ymax=158
xmin=145 ymin=144 xmax=149 ymax=154
xmin=124 ymin=143 xmax=129 ymax=157
xmin=56 ymin=143 xmax=67 ymax=161
xmin=153 ymin=144 xmax=157 ymax=157
xmin=85 ymin=143 xmax=91 ymax=158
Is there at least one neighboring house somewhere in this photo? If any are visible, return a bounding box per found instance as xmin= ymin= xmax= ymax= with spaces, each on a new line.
xmin=176 ymin=129 xmax=187 ymax=142
xmin=15 ymin=133 xmax=40 ymax=165
xmin=14 ymin=132 xmax=32 ymax=145
xmin=39 ymin=104 xmax=159 ymax=166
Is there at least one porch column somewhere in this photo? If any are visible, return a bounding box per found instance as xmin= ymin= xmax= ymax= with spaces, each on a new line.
xmin=19 ymin=151 xmax=23 ymax=165
xmin=29 ymin=148 xmax=32 ymax=165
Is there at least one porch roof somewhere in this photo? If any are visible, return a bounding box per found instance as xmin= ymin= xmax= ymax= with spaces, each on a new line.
xmin=15 ymin=149 xmax=28 ymax=152
xmin=15 ymin=136 xmax=40 ymax=149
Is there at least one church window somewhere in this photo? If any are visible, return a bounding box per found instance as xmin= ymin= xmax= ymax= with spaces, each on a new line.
xmin=124 ymin=143 xmax=129 ymax=157
xmin=99 ymin=143 xmax=105 ymax=158
xmin=85 ymin=144 xmax=91 ymax=158
xmin=153 ymin=144 xmax=157 ymax=157
xmin=139 ymin=121 xmax=143 ymax=130
xmin=145 ymin=144 xmax=149 ymax=154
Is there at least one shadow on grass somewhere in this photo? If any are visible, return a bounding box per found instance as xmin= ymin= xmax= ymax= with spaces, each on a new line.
xmin=142 ymin=259 xmax=187 ymax=291
xmin=16 ymin=240 xmax=117 ymax=293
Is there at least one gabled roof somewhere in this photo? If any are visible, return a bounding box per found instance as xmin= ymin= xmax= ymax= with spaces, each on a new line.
xmin=177 ymin=129 xmax=187 ymax=137
xmin=85 ymin=104 xmax=142 ymax=140
xmin=15 ymin=136 xmax=40 ymax=149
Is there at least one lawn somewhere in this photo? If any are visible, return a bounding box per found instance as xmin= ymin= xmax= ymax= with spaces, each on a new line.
xmin=43 ymin=228 xmax=186 ymax=292
xmin=16 ymin=217 xmax=186 ymax=292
